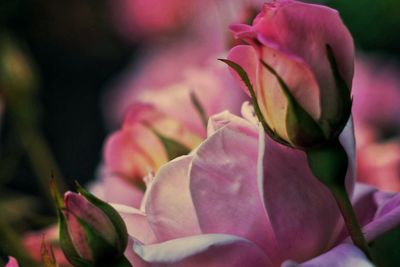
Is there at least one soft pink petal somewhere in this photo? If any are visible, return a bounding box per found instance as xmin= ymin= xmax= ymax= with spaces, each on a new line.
xmin=112 ymin=204 xmax=157 ymax=245
xmin=89 ymin=168 xmax=144 ymax=208
xmin=145 ymin=155 xmax=201 ymax=241
xmin=133 ymin=234 xmax=271 ymax=267
xmin=282 ymin=244 xmax=373 ymax=267
xmin=190 ymin=119 xmax=281 ymax=264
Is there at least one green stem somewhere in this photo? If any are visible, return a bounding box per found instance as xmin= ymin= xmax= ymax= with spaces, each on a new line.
xmin=329 ymin=184 xmax=372 ymax=260
xmin=18 ymin=127 xmax=66 ymax=206
xmin=306 ymin=140 xmax=373 ymax=261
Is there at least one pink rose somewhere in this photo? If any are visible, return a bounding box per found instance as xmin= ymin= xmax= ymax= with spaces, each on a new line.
xmin=227 ymin=0 xmax=354 ymax=147
xmin=115 ymin=109 xmax=400 ymax=266
xmin=103 ymin=102 xmax=202 ymax=184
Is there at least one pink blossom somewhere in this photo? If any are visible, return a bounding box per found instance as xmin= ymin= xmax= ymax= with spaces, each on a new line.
xmin=115 ymin=109 xmax=400 ymax=266
xmin=227 ymin=0 xmax=354 ymax=147
xmin=352 ymin=57 xmax=400 ymax=191
xmin=109 ymin=0 xmax=264 ymax=43
xmin=23 ymin=226 xmax=71 ymax=267
xmin=5 ymin=257 xmax=18 ymax=267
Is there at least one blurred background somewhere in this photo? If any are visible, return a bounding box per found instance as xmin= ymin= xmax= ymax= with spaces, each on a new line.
xmin=0 ymin=0 xmax=399 ymax=265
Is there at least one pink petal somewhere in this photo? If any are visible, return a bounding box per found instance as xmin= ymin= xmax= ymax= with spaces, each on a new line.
xmin=89 ymin=169 xmax=144 ymax=208
xmin=103 ymin=124 xmax=167 ymax=181
xmin=145 ymin=155 xmax=201 ymax=241
xmin=282 ymin=244 xmax=373 ymax=267
xmin=257 ymin=43 xmax=321 ymax=122
xmin=133 ymin=234 xmax=271 ymax=267
xmin=362 ymin=191 xmax=400 ymax=242
xmin=227 ymin=45 xmax=258 ymax=97
xmin=260 ymin=119 xmax=355 ymax=262
xmin=190 ymin=119 xmax=281 ymax=264
xmin=253 ymin=1 xmax=354 ymax=120
xmin=112 ymin=204 xmax=157 ymax=245
xmin=5 ymin=257 xmax=19 ymax=267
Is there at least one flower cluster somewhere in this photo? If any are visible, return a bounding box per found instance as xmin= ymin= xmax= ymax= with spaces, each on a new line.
xmin=10 ymin=1 xmax=400 ymax=267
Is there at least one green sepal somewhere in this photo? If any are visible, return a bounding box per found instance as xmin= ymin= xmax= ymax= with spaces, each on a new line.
xmin=305 ymin=140 xmax=348 ymax=187
xmin=190 ymin=91 xmax=208 ymax=129
xmin=322 ymin=45 xmax=352 ymax=139
xmin=218 ymin=58 xmax=291 ymax=147
xmin=151 ymin=129 xmax=191 ymax=160
xmin=260 ymin=60 xmax=326 ymax=149
xmin=76 ymin=183 xmax=128 ymax=254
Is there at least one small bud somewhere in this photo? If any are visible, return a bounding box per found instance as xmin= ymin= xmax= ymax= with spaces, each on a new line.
xmin=52 ymin=183 xmax=130 ymax=267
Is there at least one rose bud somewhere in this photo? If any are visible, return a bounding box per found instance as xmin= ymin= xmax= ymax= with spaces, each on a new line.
xmin=224 ymin=0 xmax=354 ymax=149
xmin=53 ymin=183 xmax=131 ymax=267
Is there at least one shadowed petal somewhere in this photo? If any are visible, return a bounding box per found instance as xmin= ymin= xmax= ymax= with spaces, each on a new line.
xmin=133 ymin=234 xmax=271 ymax=267
xmin=261 ymin=119 xmax=355 ymax=262
xmin=191 ymin=118 xmax=281 ymax=264
xmin=282 ymin=244 xmax=373 ymax=267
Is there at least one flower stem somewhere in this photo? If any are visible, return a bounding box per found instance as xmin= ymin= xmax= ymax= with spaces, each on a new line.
xmin=306 ymin=140 xmax=372 ymax=261
xmin=329 ymin=184 xmax=372 ymax=260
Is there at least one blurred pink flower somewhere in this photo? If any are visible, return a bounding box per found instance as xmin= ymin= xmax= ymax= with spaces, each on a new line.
xmin=103 ymin=102 xmax=203 ymax=184
xmin=352 ymin=57 xmax=400 ymax=191
xmin=227 ymin=0 xmax=354 ymax=146
xmin=109 ymin=0 xmax=263 ymax=43
xmin=114 ymin=109 xmax=400 ymax=266
xmin=5 ymin=257 xmax=18 ymax=267
xmin=23 ymin=226 xmax=71 ymax=267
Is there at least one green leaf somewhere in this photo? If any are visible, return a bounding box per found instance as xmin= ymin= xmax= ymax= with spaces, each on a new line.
xmin=190 ymin=91 xmax=208 ymax=129
xmin=260 ymin=60 xmax=326 ymax=148
xmin=218 ymin=58 xmax=291 ymax=147
xmin=323 ymin=45 xmax=352 ymax=139
xmin=76 ymin=184 xmax=128 ymax=253
xmin=151 ymin=129 xmax=191 ymax=160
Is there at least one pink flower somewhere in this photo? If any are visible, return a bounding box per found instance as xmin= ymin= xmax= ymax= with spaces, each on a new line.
xmin=103 ymin=102 xmax=202 ymax=184
xmin=5 ymin=257 xmax=18 ymax=267
xmin=227 ymin=0 xmax=354 ymax=147
xmin=109 ymin=0 xmax=203 ymax=41
xmin=352 ymin=57 xmax=400 ymax=191
xmin=23 ymin=226 xmax=71 ymax=267
xmin=115 ymin=109 xmax=400 ymax=266
xmin=109 ymin=0 xmax=264 ymax=43
xmin=102 ymin=48 xmax=248 ymax=184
